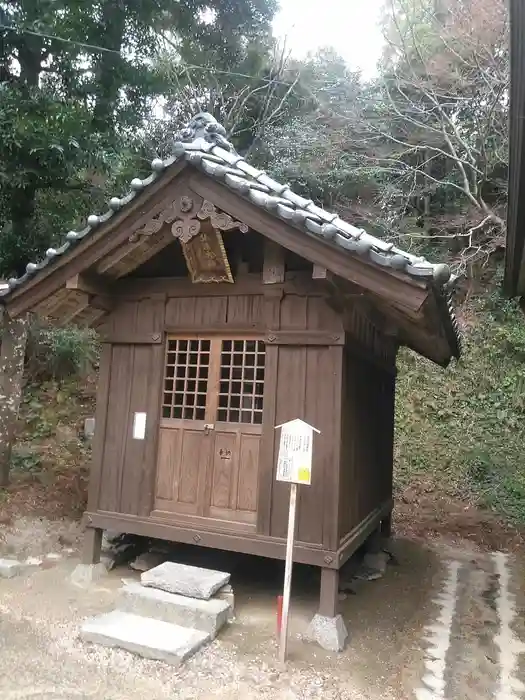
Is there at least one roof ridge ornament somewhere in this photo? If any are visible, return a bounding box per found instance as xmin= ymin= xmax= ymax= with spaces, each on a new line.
xmin=173 ymin=112 xmax=235 ymax=153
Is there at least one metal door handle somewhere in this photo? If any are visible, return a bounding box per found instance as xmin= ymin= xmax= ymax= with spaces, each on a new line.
xmin=204 ymin=423 xmax=215 ymax=435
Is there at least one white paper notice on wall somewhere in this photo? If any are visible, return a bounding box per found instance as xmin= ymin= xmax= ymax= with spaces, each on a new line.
xmin=275 ymin=418 xmax=320 ymax=486
xmin=133 ymin=412 xmax=147 ymax=440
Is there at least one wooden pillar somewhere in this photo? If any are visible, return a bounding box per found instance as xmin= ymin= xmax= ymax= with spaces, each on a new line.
xmin=0 ymin=312 xmax=29 ymax=487
xmin=368 ymin=525 xmax=383 ymax=553
xmin=257 ymin=240 xmax=284 ymax=535
xmin=82 ymin=526 xmax=103 ymax=565
xmin=381 ymin=512 xmax=393 ymax=538
xmin=319 ymin=567 xmax=339 ymax=618
xmin=262 ymin=240 xmax=285 ymax=285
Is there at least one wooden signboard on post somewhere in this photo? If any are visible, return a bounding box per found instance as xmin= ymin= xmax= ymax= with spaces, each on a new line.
xmin=275 ymin=418 xmax=320 ymax=664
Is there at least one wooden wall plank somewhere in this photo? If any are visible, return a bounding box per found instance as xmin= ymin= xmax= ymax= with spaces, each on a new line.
xmin=166 ymin=294 xmax=266 ymax=330
xmin=119 ymin=343 xmax=151 ymax=514
xmin=118 ymin=299 xmax=148 ymax=514
xmin=237 ymin=433 xmax=259 ymax=513
xmin=270 ymin=292 xmax=308 ymax=538
xmin=98 ymin=344 xmax=134 ymax=512
xmin=86 ymin=343 xmax=112 ymax=512
xmin=155 ymin=429 xmax=178 ymax=501
xmin=307 ymin=295 xmax=343 ymax=331
xmin=266 ymin=292 xmax=344 ymax=547
xmin=302 ymin=346 xmax=342 ymax=549
xmin=95 ymin=295 xmax=167 ymax=517
xmin=256 ymin=292 xmax=281 ymax=535
xmin=298 ymin=347 xmax=325 ymax=545
xmin=179 ymin=431 xmax=203 ymax=506
xmin=193 ymin=297 xmax=228 ymax=326
xmin=323 ymin=346 xmax=342 ymax=551
xmin=338 ymin=348 xmax=396 ymax=542
xmin=270 ymin=345 xmax=307 ymax=539
xmin=279 ymin=294 xmax=308 ymax=331
xmin=138 ymin=296 xmax=167 ymax=515
xmin=165 ymin=297 xmax=197 ymax=326
xmin=226 ymin=295 xmax=265 ymax=328
xmin=211 ymin=432 xmax=237 ymax=509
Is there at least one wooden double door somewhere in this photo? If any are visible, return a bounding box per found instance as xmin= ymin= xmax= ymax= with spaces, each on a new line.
xmin=153 ymin=335 xmax=265 ymax=528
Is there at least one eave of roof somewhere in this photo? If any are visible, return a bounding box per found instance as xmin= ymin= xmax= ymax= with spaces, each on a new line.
xmin=0 ymin=112 xmax=461 ymax=358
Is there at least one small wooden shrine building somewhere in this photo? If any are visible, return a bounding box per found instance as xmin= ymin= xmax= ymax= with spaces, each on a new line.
xmin=0 ymin=114 xmax=460 ymax=622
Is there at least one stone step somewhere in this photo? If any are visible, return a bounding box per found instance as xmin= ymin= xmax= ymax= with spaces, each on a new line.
xmin=117 ymin=582 xmax=231 ymax=638
xmin=141 ymin=561 xmax=230 ymax=600
xmin=0 ymin=559 xmax=23 ymax=579
xmin=80 ymin=611 xmax=210 ymax=666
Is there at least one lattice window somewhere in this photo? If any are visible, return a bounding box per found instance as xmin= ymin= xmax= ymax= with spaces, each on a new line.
xmin=217 ymin=340 xmax=265 ymax=424
xmin=162 ymin=339 xmax=210 ymax=420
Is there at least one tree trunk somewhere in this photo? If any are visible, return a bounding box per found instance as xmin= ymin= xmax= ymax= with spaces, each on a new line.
xmin=9 ymin=184 xmax=37 ymax=276
xmin=91 ymin=0 xmax=126 ymax=132
xmin=0 ymin=313 xmax=29 ymax=487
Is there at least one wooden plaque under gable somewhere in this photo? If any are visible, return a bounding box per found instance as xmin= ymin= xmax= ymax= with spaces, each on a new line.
xmin=180 ymin=224 xmax=234 ymax=284
xmin=171 ymin=197 xmax=248 ymax=284
xmin=127 ymin=195 xmax=248 ymax=284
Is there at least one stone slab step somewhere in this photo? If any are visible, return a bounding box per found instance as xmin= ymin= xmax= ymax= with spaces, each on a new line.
xmin=0 ymin=559 xmax=23 ymax=579
xmin=117 ymin=582 xmax=231 ymax=638
xmin=141 ymin=561 xmax=230 ymax=600
xmin=80 ymin=611 xmax=210 ymax=666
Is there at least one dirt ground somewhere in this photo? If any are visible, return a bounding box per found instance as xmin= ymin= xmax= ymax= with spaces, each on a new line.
xmin=1 ymin=459 xmax=524 ymax=700
xmin=0 ymin=515 xmax=524 ymax=700
xmin=394 ymin=483 xmax=525 ymax=552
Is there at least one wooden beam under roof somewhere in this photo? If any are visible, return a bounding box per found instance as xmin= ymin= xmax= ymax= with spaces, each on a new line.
xmin=66 ymin=273 xmax=114 ymax=297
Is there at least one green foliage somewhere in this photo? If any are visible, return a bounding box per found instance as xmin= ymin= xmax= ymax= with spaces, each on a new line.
xmin=21 ymin=395 xmax=55 ymax=438
xmin=0 ymin=0 xmax=279 ymax=276
xmin=25 ymin=322 xmax=100 ymax=382
xmin=396 ymin=276 xmax=525 ymax=523
xmin=252 ymin=50 xmax=367 ymax=207
xmin=10 ymin=449 xmax=42 ymax=473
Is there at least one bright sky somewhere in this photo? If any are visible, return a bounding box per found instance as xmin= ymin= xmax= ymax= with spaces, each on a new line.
xmin=272 ymin=0 xmax=385 ymax=79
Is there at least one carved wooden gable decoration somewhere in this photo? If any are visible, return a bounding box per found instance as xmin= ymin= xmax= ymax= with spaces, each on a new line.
xmin=130 ymin=195 xmax=248 ymax=284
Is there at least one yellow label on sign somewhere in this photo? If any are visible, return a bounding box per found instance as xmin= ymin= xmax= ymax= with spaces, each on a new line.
xmin=298 ymin=468 xmax=310 ymax=483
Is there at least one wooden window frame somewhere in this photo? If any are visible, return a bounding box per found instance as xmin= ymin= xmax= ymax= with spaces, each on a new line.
xmin=162 ymin=338 xmax=211 ymax=421
xmin=161 ymin=333 xmax=266 ymax=426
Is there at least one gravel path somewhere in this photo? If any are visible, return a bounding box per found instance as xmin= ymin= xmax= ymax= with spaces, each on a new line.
xmin=0 ymin=517 xmax=524 ymax=700
xmin=0 ymin=557 xmax=386 ymax=700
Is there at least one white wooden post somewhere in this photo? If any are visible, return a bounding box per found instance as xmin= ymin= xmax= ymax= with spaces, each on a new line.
xmin=279 ymin=481 xmax=298 ymax=664
xmin=275 ymin=418 xmax=320 ymax=664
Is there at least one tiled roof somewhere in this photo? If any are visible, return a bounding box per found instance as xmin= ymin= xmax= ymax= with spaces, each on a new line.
xmin=0 ymin=112 xmax=461 ymax=354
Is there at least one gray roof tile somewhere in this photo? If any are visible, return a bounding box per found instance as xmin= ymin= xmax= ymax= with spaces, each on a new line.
xmin=0 ymin=112 xmax=461 ymax=356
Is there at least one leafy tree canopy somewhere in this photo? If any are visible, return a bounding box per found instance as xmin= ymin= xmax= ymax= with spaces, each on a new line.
xmin=0 ymin=0 xmax=279 ymax=276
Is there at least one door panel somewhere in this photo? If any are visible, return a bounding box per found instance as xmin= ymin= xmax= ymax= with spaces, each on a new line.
xmin=210 ymin=431 xmax=238 ymax=511
xmin=154 ymin=336 xmax=212 ymax=515
xmin=178 ymin=427 xmax=204 ymax=506
xmin=154 ymin=335 xmax=265 ymax=527
xmin=155 ymin=425 xmax=179 ymax=500
xmin=155 ymin=420 xmax=209 ymax=515
xmin=237 ymin=431 xmax=260 ymax=512
xmin=207 ymin=425 xmax=261 ymax=524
